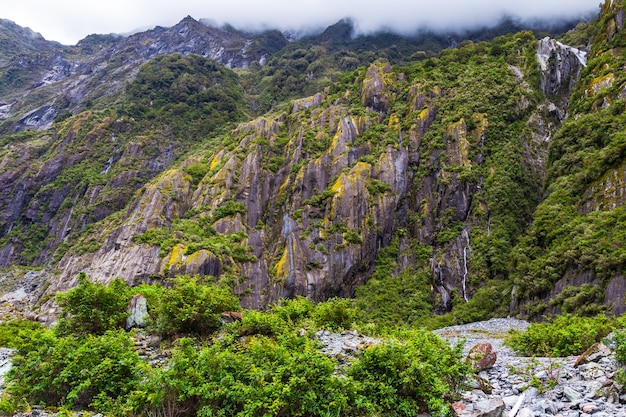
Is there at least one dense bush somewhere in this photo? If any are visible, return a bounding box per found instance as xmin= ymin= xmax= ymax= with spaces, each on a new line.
xmin=128 ymin=329 xmax=468 ymax=417
xmin=0 ymin=273 xmax=473 ymax=416
xmin=612 ymin=328 xmax=626 ymax=385
xmin=272 ymin=296 xmax=315 ymax=325
xmin=311 ymin=297 xmax=360 ymax=331
xmin=237 ymin=309 xmax=288 ymax=336
xmin=151 ymin=276 xmax=241 ymax=337
xmin=7 ymin=330 xmax=143 ymax=412
xmin=0 ymin=320 xmax=47 ymax=349
xmin=505 ymin=314 xmax=614 ymax=356
xmin=348 ymin=329 xmax=469 ymax=416
xmin=133 ymin=335 xmax=347 ymax=417
xmin=56 ymin=273 xmax=130 ymax=336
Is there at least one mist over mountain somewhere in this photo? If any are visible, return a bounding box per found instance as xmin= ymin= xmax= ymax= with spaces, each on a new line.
xmin=3 ymin=0 xmax=599 ymax=45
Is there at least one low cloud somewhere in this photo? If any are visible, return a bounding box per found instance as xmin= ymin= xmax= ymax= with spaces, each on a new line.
xmin=3 ymin=0 xmax=599 ymax=45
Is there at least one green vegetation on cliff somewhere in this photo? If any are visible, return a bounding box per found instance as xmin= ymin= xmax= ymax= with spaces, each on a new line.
xmin=511 ymin=0 xmax=626 ymax=317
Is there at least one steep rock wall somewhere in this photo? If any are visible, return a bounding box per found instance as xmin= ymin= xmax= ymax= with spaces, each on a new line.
xmin=48 ymin=42 xmax=561 ymax=313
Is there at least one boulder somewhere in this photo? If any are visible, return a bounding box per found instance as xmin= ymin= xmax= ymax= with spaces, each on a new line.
xmin=578 ymin=362 xmax=606 ymax=380
xmin=573 ymin=342 xmax=612 ymax=367
xmin=220 ymin=311 xmax=243 ymax=324
xmin=126 ymin=294 xmax=148 ymax=329
xmin=451 ymin=398 xmax=505 ymax=417
xmin=467 ymin=343 xmax=497 ymax=371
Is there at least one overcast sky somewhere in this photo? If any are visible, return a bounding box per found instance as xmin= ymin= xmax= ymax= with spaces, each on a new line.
xmin=3 ymin=0 xmax=600 ymax=45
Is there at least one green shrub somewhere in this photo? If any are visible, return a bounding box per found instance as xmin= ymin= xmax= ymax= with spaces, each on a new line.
xmin=135 ymin=335 xmax=347 ymax=417
xmin=238 ymin=310 xmax=287 ymax=336
xmin=6 ymin=330 xmax=143 ymax=412
xmin=343 ymin=230 xmax=363 ymax=245
xmin=55 ymin=273 xmax=130 ymax=336
xmin=183 ymin=162 xmax=209 ymax=185
xmin=152 ymin=276 xmax=240 ymax=337
xmin=0 ymin=320 xmax=47 ymax=350
xmin=505 ymin=314 xmax=614 ymax=356
xmin=211 ymin=201 xmax=246 ymax=223
xmin=349 ymin=329 xmax=469 ymax=416
xmin=367 ymin=179 xmax=392 ymax=195
xmin=272 ymin=296 xmax=315 ymax=325
xmin=613 ymin=328 xmax=626 ymax=385
xmin=312 ymin=298 xmax=359 ymax=331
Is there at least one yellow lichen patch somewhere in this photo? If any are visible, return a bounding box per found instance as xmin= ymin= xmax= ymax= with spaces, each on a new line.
xmin=210 ymin=156 xmax=236 ymax=185
xmin=388 ymin=115 xmax=401 ymax=132
xmin=471 ymin=113 xmax=488 ymax=145
xmin=587 ymin=73 xmax=615 ymax=96
xmin=56 ymin=110 xmax=93 ymax=138
xmin=418 ymin=107 xmax=430 ymax=121
xmin=278 ymin=172 xmax=291 ymax=195
xmin=446 ymin=119 xmax=471 ymax=168
xmin=331 ymin=162 xmax=371 ymax=195
xmin=331 ymin=175 xmax=345 ymax=195
xmin=164 ymin=243 xmax=186 ymax=272
xmin=86 ymin=116 xmax=113 ymax=137
xmin=209 ymin=151 xmax=223 ymax=171
xmin=329 ymin=162 xmax=371 ymax=218
xmin=184 ymin=249 xmax=213 ymax=268
xmin=273 ymin=246 xmax=290 ymax=283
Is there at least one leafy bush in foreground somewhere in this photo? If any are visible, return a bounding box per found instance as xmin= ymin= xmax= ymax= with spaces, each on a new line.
xmin=0 ymin=277 xmax=471 ymax=416
xmin=349 ymin=329 xmax=468 ymax=416
xmin=505 ymin=314 xmax=614 ymax=356
xmin=128 ymin=329 xmax=467 ymax=417
xmin=612 ymin=328 xmax=626 ymax=385
xmin=6 ymin=330 xmax=143 ymax=412
xmin=0 ymin=320 xmax=47 ymax=349
xmin=133 ymin=335 xmax=347 ymax=417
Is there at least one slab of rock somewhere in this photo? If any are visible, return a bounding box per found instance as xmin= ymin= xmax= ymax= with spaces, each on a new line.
xmin=452 ymin=398 xmax=505 ymax=417
xmin=220 ymin=311 xmax=243 ymax=324
xmin=573 ymin=342 xmax=612 ymax=367
xmin=126 ymin=294 xmax=148 ymax=329
xmin=563 ymin=386 xmax=583 ymax=402
xmin=467 ymin=343 xmax=497 ymax=371
xmin=577 ymin=362 xmax=605 ymax=380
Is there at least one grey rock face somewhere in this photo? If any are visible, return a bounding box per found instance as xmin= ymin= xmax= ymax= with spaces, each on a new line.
xmin=537 ymin=37 xmax=587 ymax=117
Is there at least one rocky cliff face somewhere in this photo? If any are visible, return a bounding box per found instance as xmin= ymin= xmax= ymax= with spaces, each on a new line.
xmin=38 ymin=32 xmax=564 ymax=314
xmin=3 ymin=6 xmax=624 ymax=322
xmin=511 ymin=0 xmax=626 ymax=318
xmin=537 ymin=36 xmax=587 ymax=118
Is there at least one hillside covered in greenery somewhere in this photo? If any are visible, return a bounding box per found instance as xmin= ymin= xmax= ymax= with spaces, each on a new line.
xmin=0 ymin=0 xmax=623 ymax=335
xmin=1 ymin=1 xmax=626 ymax=416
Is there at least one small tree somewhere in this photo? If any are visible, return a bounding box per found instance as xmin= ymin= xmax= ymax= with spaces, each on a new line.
xmin=153 ymin=276 xmax=240 ymax=337
xmin=56 ymin=273 xmax=130 ymax=336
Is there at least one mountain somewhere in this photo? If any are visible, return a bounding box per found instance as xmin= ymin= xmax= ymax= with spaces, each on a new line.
xmin=0 ymin=4 xmax=622 ymax=325
xmin=0 ymin=16 xmax=288 ymax=133
xmin=0 ymin=18 xmax=62 ymax=66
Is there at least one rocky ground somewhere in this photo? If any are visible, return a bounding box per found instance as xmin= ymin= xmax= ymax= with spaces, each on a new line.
xmin=435 ymin=318 xmax=626 ymax=417
xmin=1 ymin=310 xmax=624 ymax=417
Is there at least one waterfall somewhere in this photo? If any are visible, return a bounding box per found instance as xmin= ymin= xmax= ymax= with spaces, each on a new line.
xmin=461 ymin=227 xmax=471 ymax=302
